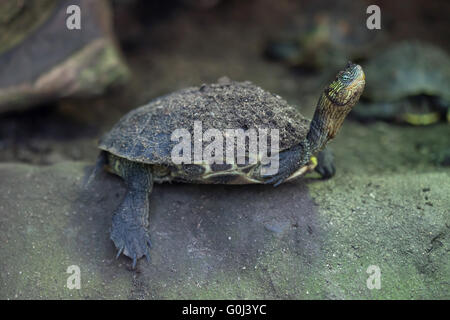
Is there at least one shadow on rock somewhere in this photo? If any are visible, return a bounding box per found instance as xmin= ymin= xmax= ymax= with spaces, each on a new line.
xmin=0 ymin=161 xmax=322 ymax=298
xmin=79 ymin=164 xmax=323 ymax=298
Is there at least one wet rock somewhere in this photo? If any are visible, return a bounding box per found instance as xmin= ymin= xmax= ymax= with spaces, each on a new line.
xmin=0 ymin=162 xmax=448 ymax=299
xmin=0 ymin=0 xmax=129 ymax=113
xmin=0 ymin=161 xmax=321 ymax=299
xmin=180 ymin=0 xmax=222 ymax=9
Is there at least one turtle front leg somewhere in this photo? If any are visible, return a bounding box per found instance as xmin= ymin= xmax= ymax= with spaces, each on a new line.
xmin=110 ymin=161 xmax=153 ymax=269
xmin=261 ymin=141 xmax=310 ymax=187
xmin=314 ymin=148 xmax=336 ymax=179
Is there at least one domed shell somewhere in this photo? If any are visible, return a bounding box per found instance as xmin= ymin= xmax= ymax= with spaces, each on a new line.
xmin=99 ymin=79 xmax=311 ymax=164
xmin=364 ymin=41 xmax=450 ymax=102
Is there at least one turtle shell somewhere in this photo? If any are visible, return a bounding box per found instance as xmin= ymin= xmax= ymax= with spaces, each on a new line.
xmin=99 ymin=79 xmax=311 ymax=165
xmin=363 ymin=41 xmax=450 ymax=103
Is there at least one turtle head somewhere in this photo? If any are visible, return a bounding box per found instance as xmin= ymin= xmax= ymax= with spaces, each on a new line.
xmin=325 ymin=62 xmax=365 ymax=107
xmin=307 ymin=62 xmax=365 ymax=153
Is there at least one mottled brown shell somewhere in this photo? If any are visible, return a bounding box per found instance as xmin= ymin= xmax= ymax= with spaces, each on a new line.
xmin=99 ymin=79 xmax=311 ymax=164
xmin=364 ymin=41 xmax=450 ymax=102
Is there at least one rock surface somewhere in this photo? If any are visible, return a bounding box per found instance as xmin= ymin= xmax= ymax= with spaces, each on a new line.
xmin=0 ymin=0 xmax=129 ymax=113
xmin=0 ymin=161 xmax=448 ymax=299
xmin=0 ymin=0 xmax=449 ymax=301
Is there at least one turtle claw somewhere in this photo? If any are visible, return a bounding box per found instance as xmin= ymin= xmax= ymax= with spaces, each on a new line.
xmin=116 ymin=245 xmax=124 ymax=259
xmin=260 ymin=160 xmax=289 ymax=186
xmin=132 ymin=254 xmax=137 ymax=269
xmin=111 ymin=216 xmax=152 ymax=268
xmin=261 ymin=143 xmax=305 ymax=186
xmin=273 ymin=178 xmax=286 ymax=187
xmin=261 ymin=159 xmax=293 ymax=186
xmin=262 ymin=174 xmax=288 ymax=187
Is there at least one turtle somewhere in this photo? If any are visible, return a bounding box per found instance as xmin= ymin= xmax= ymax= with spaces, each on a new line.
xmin=352 ymin=41 xmax=450 ymax=125
xmin=265 ymin=1 xmax=385 ymax=71
xmin=88 ymin=62 xmax=365 ymax=268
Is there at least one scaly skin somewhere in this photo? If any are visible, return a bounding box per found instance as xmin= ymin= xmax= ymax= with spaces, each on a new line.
xmin=261 ymin=62 xmax=365 ymax=186
xmin=107 ymin=155 xmax=153 ymax=268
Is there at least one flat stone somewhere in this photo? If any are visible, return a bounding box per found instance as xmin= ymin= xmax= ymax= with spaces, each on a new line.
xmin=0 ymin=161 xmax=448 ymax=299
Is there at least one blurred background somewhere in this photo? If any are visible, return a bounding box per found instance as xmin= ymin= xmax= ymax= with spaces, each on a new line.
xmin=0 ymin=0 xmax=448 ymax=170
xmin=0 ymin=0 xmax=449 ymax=300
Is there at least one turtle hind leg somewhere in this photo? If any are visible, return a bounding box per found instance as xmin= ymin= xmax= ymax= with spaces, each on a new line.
xmin=315 ymin=148 xmax=335 ymax=179
xmin=110 ymin=161 xmax=153 ymax=269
